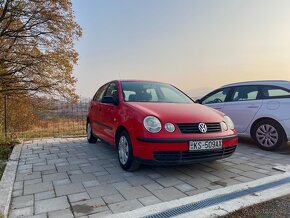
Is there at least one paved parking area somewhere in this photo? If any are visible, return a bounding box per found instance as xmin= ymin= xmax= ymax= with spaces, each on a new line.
xmin=8 ymin=138 xmax=290 ymax=217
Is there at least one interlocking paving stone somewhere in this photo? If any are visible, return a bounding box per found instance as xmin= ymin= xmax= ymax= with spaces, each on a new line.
xmin=35 ymin=196 xmax=70 ymax=214
xmin=96 ymin=175 xmax=124 ymax=184
xmin=8 ymin=138 xmax=290 ymax=217
xmin=24 ymin=182 xmax=53 ymax=195
xmin=35 ymin=191 xmax=56 ymax=201
xmin=111 ymin=181 xmax=132 ymax=190
xmin=71 ymin=198 xmax=109 ymax=217
xmin=108 ymin=199 xmax=143 ymax=213
xmin=155 ymin=177 xmax=183 ymax=187
xmin=33 ymin=164 xmax=56 ymax=172
xmin=55 ymin=183 xmax=85 ymax=196
xmin=102 ymin=193 xmax=125 ymax=204
xmin=9 ymin=206 xmax=33 ymax=218
xmin=82 ymin=180 xmax=100 ymax=188
xmin=68 ymin=192 xmax=91 ymax=203
xmin=48 ymin=209 xmax=74 ymax=218
xmin=43 ymin=172 xmax=68 ymax=182
xmin=153 ymin=187 xmax=187 ymax=201
xmin=117 ymin=186 xmax=152 ymax=200
xmin=88 ymin=211 xmax=113 ymax=218
xmin=24 ymin=178 xmax=42 ymax=186
xmin=125 ymin=175 xmax=153 ymax=186
xmin=70 ymin=173 xmax=96 ymax=183
xmin=25 ymin=214 xmax=47 ymax=218
xmin=11 ymin=195 xmax=34 ymax=209
xmin=175 ymin=183 xmax=196 ymax=192
xmin=86 ymin=184 xmax=118 ymax=198
xmin=16 ymin=172 xmax=41 ymax=181
xmin=143 ymin=182 xmax=164 ymax=192
xmin=53 ymin=178 xmax=71 ymax=186
xmin=138 ymin=195 xmax=162 ymax=206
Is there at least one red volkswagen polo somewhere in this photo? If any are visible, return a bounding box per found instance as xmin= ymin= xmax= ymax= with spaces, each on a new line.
xmin=87 ymin=80 xmax=238 ymax=171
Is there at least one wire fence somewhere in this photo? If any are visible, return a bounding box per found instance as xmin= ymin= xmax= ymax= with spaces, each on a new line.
xmin=0 ymin=96 xmax=90 ymax=139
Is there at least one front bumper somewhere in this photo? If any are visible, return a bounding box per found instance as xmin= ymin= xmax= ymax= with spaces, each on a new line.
xmin=133 ymin=135 xmax=238 ymax=165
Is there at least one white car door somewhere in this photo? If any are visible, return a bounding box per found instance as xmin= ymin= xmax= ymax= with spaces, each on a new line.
xmin=201 ymin=87 xmax=231 ymax=111
xmin=222 ymin=85 xmax=262 ymax=133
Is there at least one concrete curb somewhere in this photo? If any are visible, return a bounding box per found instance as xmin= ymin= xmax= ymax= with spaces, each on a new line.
xmin=108 ymin=172 xmax=290 ymax=218
xmin=0 ymin=143 xmax=22 ymax=218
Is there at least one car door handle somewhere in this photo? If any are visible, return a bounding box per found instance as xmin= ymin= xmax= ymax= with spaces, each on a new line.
xmin=214 ymin=107 xmax=222 ymax=109
xmin=248 ymin=105 xmax=259 ymax=108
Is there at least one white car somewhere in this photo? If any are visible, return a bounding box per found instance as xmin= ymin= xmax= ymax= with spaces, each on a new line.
xmin=198 ymin=80 xmax=290 ymax=151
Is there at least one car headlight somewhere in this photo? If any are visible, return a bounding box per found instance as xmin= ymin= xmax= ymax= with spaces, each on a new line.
xmin=143 ymin=116 xmax=162 ymax=133
xmin=221 ymin=122 xmax=228 ymax=131
xmin=224 ymin=115 xmax=235 ymax=130
xmin=165 ymin=123 xmax=175 ymax=132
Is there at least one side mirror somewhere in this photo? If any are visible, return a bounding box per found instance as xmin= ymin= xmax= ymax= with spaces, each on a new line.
xmin=102 ymin=96 xmax=119 ymax=105
xmin=195 ymin=99 xmax=202 ymax=104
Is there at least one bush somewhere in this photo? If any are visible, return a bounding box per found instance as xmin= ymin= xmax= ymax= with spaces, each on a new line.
xmin=0 ymin=137 xmax=20 ymax=160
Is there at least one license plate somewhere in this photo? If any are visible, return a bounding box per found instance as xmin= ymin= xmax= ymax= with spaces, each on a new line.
xmin=189 ymin=140 xmax=222 ymax=151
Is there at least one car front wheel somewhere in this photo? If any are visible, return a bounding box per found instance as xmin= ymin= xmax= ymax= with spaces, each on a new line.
xmin=117 ymin=131 xmax=139 ymax=171
xmin=252 ymin=119 xmax=287 ymax=151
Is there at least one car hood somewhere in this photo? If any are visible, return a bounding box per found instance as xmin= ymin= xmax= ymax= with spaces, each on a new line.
xmin=126 ymin=102 xmax=225 ymax=123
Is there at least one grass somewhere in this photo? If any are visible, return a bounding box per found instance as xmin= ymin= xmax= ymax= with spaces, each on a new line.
xmin=14 ymin=119 xmax=86 ymax=139
xmin=0 ymin=137 xmax=20 ymax=180
xmin=224 ymin=195 xmax=290 ymax=218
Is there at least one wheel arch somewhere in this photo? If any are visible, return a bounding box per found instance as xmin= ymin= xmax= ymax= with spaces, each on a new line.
xmin=250 ymin=117 xmax=286 ymax=138
xmin=115 ymin=125 xmax=128 ymax=147
xmin=86 ymin=117 xmax=90 ymax=131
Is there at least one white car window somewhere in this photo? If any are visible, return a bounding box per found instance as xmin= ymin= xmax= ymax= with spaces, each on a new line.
xmin=262 ymin=86 xmax=290 ymax=98
xmin=202 ymin=88 xmax=230 ymax=104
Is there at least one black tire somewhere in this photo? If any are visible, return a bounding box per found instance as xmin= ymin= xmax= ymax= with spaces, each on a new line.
xmin=252 ymin=119 xmax=287 ymax=151
xmin=117 ymin=131 xmax=140 ymax=171
xmin=87 ymin=121 xmax=98 ymax=143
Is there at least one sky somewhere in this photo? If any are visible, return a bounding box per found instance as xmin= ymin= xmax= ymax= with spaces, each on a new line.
xmin=72 ymin=0 xmax=290 ymax=98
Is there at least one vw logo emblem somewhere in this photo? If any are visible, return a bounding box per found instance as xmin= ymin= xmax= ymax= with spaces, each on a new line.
xmin=198 ymin=123 xmax=207 ymax=133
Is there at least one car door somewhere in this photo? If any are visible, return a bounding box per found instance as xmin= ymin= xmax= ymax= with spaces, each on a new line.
xmin=90 ymin=84 xmax=108 ymax=138
xmin=260 ymin=85 xmax=290 ymax=120
xmin=222 ymin=85 xmax=262 ymax=133
xmin=200 ymin=87 xmax=231 ymax=111
xmin=98 ymin=82 xmax=120 ymax=145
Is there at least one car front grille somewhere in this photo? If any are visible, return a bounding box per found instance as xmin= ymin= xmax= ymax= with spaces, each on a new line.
xmin=177 ymin=122 xmax=221 ymax=134
xmin=153 ymin=146 xmax=236 ymax=163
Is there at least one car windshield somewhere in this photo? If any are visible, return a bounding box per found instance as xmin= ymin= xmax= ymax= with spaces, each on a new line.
xmin=121 ymin=81 xmax=193 ymax=103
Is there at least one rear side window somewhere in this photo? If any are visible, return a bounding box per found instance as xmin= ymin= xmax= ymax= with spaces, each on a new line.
xmin=262 ymin=86 xmax=290 ymax=99
xmin=231 ymin=86 xmax=259 ymax=101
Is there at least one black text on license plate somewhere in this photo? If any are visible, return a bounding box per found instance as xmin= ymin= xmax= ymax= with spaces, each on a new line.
xmin=189 ymin=140 xmax=222 ymax=151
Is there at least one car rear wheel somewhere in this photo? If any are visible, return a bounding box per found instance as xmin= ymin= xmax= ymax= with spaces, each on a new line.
xmin=252 ymin=119 xmax=286 ymax=151
xmin=87 ymin=121 xmax=98 ymax=143
xmin=117 ymin=131 xmax=139 ymax=171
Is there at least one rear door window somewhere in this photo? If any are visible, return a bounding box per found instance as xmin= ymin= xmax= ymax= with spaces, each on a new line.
xmin=230 ymin=86 xmax=259 ymax=101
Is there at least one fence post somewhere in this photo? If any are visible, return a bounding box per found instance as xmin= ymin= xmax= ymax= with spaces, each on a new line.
xmin=4 ymin=94 xmax=8 ymax=138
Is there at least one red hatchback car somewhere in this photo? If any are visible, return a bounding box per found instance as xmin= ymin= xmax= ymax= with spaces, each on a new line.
xmin=87 ymin=80 xmax=238 ymax=171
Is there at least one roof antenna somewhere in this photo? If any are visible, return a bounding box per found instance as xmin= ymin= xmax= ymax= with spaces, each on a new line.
xmin=118 ymin=72 xmax=122 ymax=80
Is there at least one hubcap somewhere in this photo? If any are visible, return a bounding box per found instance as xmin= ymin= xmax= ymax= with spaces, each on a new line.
xmin=87 ymin=123 xmax=91 ymax=140
xmin=256 ymin=124 xmax=279 ymax=147
xmin=118 ymin=136 xmax=129 ymax=165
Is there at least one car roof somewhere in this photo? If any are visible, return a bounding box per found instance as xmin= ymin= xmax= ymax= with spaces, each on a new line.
xmin=119 ymin=79 xmax=166 ymax=83
xmin=222 ymin=80 xmax=290 ymax=89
